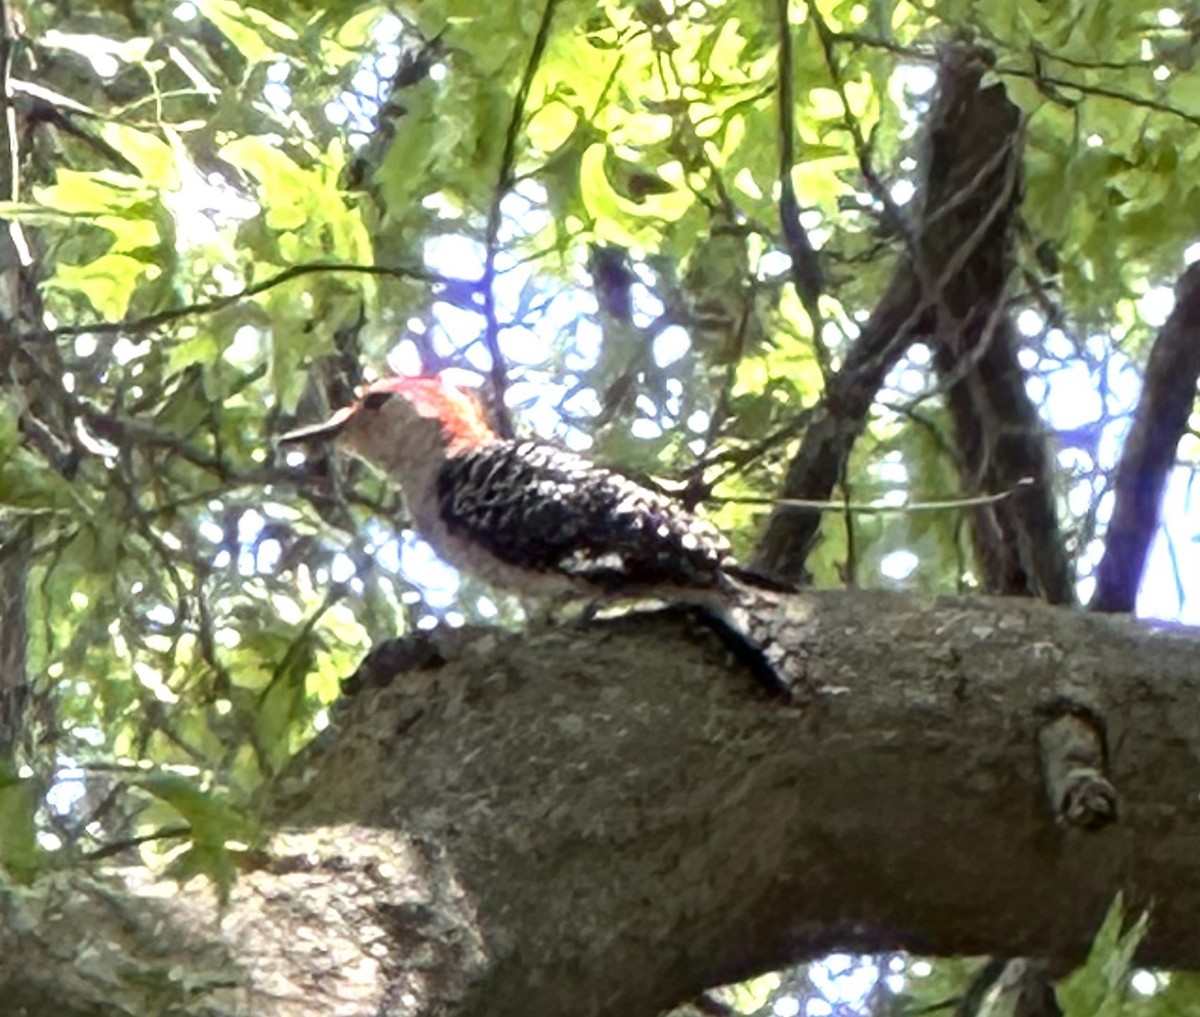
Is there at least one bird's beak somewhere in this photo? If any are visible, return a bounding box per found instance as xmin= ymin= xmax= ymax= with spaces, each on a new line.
xmin=277 ymin=405 xmax=357 ymax=445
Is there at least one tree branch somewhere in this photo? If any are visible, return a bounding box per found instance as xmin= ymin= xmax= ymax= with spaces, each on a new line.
xmin=4 ymin=592 xmax=1200 ymax=1016
xmin=751 ymin=43 xmax=1023 ymax=584
xmin=914 ymin=53 xmax=1071 ymax=603
xmin=278 ymin=594 xmax=1198 ymax=1014
xmin=1090 ymin=262 xmax=1200 ymax=613
xmin=775 ymin=0 xmax=824 ymax=323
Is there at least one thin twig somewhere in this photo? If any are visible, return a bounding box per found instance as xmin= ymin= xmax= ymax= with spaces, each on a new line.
xmin=84 ymin=824 xmax=191 ymax=861
xmin=998 ymin=65 xmax=1200 ymax=128
xmin=808 ymin=3 xmax=911 ymax=243
xmin=829 ymin=28 xmax=1198 ymax=128
xmin=775 ymin=0 xmax=825 ymax=356
xmin=32 ymin=261 xmax=459 ymax=340
xmin=481 ymin=0 xmax=560 ymax=437
xmin=718 ymin=476 xmax=1035 ymax=513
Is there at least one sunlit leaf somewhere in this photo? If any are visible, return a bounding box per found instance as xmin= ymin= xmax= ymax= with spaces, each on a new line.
xmin=195 ymin=0 xmax=298 ymax=61
xmin=98 ymin=124 xmax=181 ymax=190
xmin=49 ymin=253 xmax=149 ymax=319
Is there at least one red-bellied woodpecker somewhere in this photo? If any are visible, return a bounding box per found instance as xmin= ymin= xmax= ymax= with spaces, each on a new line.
xmin=279 ymin=376 xmax=740 ymax=607
xmin=280 ymin=376 xmax=804 ymax=698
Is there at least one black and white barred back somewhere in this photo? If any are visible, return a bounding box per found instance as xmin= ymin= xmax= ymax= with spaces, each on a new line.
xmin=435 ymin=440 xmax=732 ymax=593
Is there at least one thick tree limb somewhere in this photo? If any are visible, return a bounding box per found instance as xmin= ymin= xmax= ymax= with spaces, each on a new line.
xmin=752 ymin=45 xmax=1026 ymax=584
xmin=916 ymin=52 xmax=1072 ymax=604
xmin=4 ymin=592 xmax=1200 ymax=1016
xmin=934 ymin=311 xmax=1074 ymax=604
xmin=1091 ymin=262 xmax=1200 ymax=613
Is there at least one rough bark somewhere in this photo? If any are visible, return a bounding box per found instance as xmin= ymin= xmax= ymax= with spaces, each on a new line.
xmin=920 ymin=59 xmax=1072 ymax=605
xmin=1 ymin=591 xmax=1199 ymax=1016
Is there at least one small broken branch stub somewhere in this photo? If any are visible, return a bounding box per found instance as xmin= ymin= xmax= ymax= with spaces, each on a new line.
xmin=1038 ymin=712 xmax=1118 ymax=830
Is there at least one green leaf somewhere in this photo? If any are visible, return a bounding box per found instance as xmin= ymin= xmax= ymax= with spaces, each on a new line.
xmin=1057 ymin=893 xmax=1150 ymax=1017
xmin=220 ymin=137 xmax=312 ymax=231
xmin=34 ymin=170 xmax=152 ymax=214
xmin=0 ymin=769 xmax=40 ymax=880
xmin=580 ymin=143 xmax=644 ymax=248
xmin=195 ymin=0 xmax=298 ymax=61
xmin=49 ymin=253 xmax=148 ymax=320
xmin=98 ymin=124 xmax=181 ymax=190
xmin=255 ymin=631 xmax=317 ymax=774
xmin=138 ymin=772 xmax=258 ymax=898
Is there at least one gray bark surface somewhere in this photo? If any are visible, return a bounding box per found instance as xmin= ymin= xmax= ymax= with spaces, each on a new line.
xmin=2 ymin=590 xmax=1199 ymax=1016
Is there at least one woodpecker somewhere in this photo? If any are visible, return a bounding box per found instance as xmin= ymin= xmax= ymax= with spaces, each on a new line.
xmin=278 ymin=376 xmax=738 ymax=606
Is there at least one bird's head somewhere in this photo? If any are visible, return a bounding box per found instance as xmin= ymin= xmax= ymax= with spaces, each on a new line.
xmin=279 ymin=376 xmax=497 ymax=474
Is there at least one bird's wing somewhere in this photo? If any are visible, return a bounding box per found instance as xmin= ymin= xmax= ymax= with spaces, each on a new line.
xmin=435 ymin=441 xmax=730 ymax=591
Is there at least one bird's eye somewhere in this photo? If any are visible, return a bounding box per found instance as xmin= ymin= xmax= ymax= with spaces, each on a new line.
xmin=362 ymin=391 xmax=393 ymax=411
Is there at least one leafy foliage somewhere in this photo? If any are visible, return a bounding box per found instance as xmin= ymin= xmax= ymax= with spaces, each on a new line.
xmin=1058 ymin=896 xmax=1149 ymax=1017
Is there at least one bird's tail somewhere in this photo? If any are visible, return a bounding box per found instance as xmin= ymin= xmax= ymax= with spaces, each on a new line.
xmin=673 ymin=570 xmax=809 ymax=701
